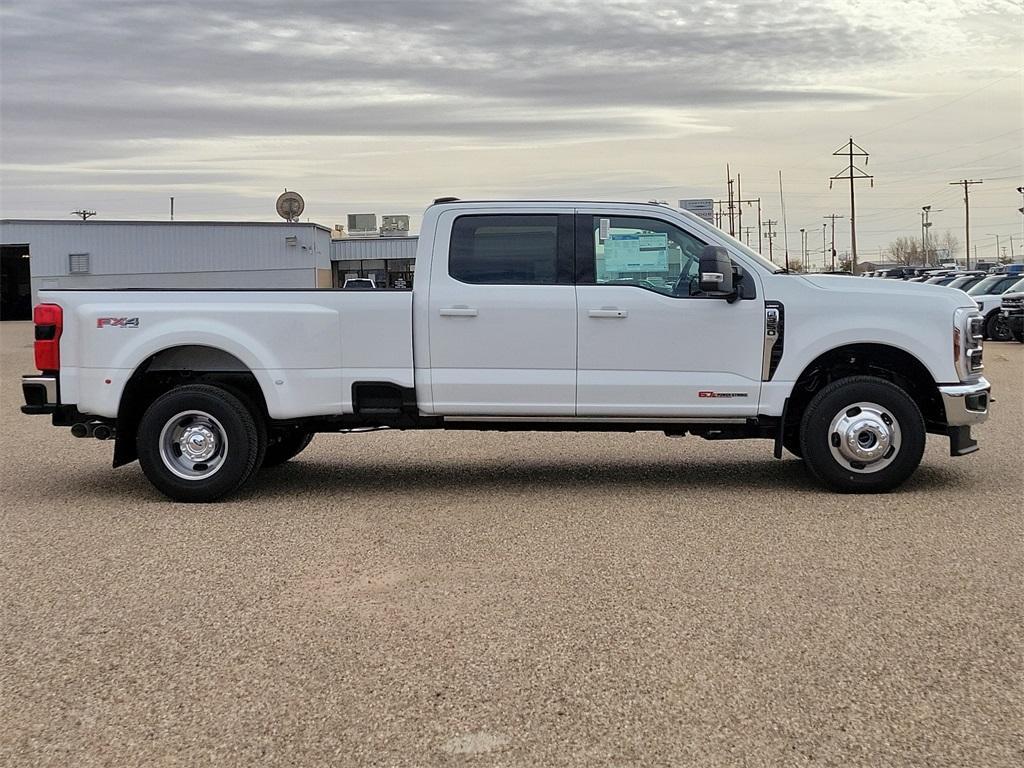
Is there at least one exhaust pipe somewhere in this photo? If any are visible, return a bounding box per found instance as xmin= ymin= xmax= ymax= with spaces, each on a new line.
xmin=70 ymin=421 xmax=114 ymax=439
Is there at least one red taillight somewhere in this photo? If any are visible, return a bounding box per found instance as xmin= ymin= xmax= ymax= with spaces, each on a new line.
xmin=33 ymin=303 xmax=62 ymax=372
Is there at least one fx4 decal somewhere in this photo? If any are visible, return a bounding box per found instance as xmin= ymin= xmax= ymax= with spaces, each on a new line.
xmin=97 ymin=317 xmax=140 ymax=328
xmin=698 ymin=391 xmax=749 ymax=398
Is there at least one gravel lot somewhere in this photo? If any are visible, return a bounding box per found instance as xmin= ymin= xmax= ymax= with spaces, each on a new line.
xmin=1 ymin=320 xmax=1021 ymax=767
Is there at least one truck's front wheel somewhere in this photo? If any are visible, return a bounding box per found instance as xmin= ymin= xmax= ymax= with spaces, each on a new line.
xmin=985 ymin=312 xmax=1012 ymax=342
xmin=137 ymin=384 xmax=263 ymax=502
xmin=799 ymin=376 xmax=925 ymax=493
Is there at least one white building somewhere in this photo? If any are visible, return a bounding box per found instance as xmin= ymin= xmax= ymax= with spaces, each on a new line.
xmin=0 ymin=220 xmax=333 ymax=319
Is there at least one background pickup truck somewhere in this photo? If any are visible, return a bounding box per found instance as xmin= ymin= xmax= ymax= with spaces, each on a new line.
xmin=22 ymin=199 xmax=991 ymax=501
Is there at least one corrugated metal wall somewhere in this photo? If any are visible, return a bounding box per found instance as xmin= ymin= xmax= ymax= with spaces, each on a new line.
xmin=0 ymin=220 xmax=333 ymax=302
xmin=331 ymin=236 xmax=419 ymax=261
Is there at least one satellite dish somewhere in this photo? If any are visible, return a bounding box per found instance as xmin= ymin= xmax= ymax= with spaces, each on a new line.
xmin=276 ymin=190 xmax=305 ymax=222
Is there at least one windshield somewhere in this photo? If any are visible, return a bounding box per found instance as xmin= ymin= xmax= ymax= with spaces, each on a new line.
xmin=707 ymin=223 xmax=784 ymax=272
xmin=946 ymin=276 xmax=977 ymax=290
xmin=967 ymin=275 xmax=1016 ymax=296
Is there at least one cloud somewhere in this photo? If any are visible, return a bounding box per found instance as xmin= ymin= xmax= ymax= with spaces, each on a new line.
xmin=1 ymin=0 xmax=913 ymax=165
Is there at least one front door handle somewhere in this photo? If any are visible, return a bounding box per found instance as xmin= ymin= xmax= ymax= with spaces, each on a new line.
xmin=439 ymin=306 xmax=478 ymax=317
xmin=588 ymin=308 xmax=628 ymax=318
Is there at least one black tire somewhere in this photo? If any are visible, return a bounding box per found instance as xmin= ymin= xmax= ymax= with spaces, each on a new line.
xmin=799 ymin=375 xmax=926 ymax=493
xmin=985 ymin=312 xmax=1012 ymax=342
xmin=262 ymin=430 xmax=314 ymax=468
xmin=136 ymin=384 xmax=264 ymax=502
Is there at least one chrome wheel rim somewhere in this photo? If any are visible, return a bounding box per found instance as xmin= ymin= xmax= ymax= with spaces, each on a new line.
xmin=158 ymin=410 xmax=229 ymax=480
xmin=828 ymin=401 xmax=901 ymax=473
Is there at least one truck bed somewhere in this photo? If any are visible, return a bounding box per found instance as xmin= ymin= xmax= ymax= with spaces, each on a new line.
xmin=40 ymin=289 xmax=414 ymax=419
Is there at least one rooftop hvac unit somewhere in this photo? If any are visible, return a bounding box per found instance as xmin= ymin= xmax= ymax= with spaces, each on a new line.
xmin=347 ymin=213 xmax=378 ymax=238
xmin=380 ymin=215 xmax=410 ymax=237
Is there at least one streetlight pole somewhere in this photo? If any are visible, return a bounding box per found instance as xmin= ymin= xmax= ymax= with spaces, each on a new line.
xmin=800 ymin=228 xmax=806 ymax=271
xmin=920 ymin=206 xmax=929 ymax=260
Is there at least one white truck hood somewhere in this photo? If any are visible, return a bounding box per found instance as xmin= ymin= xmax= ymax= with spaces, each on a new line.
xmin=798 ymin=274 xmax=974 ymax=305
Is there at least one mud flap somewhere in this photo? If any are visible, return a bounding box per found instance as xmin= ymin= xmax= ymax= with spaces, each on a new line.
xmin=948 ymin=426 xmax=978 ymax=456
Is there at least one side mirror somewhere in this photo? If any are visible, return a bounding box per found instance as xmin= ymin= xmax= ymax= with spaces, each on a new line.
xmin=699 ymin=246 xmax=734 ymax=296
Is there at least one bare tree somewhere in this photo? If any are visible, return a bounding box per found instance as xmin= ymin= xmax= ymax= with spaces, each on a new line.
xmin=934 ymin=230 xmax=960 ymax=263
xmin=888 ymin=236 xmax=921 ymax=266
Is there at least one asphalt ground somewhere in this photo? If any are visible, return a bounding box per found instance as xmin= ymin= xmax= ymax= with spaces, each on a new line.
xmin=1 ymin=320 xmax=1022 ymax=767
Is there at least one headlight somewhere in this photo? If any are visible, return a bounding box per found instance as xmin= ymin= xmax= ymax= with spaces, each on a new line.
xmin=954 ymin=309 xmax=984 ymax=380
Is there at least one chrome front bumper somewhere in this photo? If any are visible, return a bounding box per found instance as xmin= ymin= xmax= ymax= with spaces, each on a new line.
xmin=939 ymin=378 xmax=990 ymax=427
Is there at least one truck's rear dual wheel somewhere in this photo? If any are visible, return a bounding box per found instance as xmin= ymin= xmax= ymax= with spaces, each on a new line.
xmin=137 ymin=384 xmax=263 ymax=503
xmin=799 ymin=376 xmax=925 ymax=493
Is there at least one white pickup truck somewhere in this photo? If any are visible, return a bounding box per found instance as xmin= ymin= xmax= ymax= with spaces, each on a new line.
xmin=22 ymin=199 xmax=991 ymax=501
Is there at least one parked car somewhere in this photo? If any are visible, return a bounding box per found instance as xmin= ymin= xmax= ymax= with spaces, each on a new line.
xmin=968 ymin=275 xmax=1024 ymax=340
xmin=988 ymin=263 xmax=1024 ymax=276
xmin=944 ymin=274 xmax=986 ymax=293
xmin=21 ymin=199 xmax=989 ymax=501
xmin=999 ymin=288 xmax=1024 ymax=342
xmin=342 ymin=278 xmax=376 ymax=290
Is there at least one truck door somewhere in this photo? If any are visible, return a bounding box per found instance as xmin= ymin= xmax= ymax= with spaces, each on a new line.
xmin=427 ymin=209 xmax=576 ymax=415
xmin=574 ymin=212 xmax=765 ymax=417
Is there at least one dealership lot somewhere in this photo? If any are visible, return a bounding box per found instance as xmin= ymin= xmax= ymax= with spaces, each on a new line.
xmin=1 ymin=321 xmax=1021 ymax=767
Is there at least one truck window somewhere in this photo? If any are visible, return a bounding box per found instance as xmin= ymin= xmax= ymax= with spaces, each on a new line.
xmin=585 ymin=216 xmax=708 ymax=297
xmin=449 ymin=214 xmax=564 ymax=285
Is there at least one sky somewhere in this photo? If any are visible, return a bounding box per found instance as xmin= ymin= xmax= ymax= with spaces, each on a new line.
xmin=1 ymin=0 xmax=1021 ymax=265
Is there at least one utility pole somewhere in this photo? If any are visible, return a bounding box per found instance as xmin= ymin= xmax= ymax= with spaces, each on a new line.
xmin=822 ymin=223 xmax=827 ymax=272
xmin=741 ymin=225 xmax=756 ymax=245
xmin=765 ymin=219 xmax=778 ymax=265
xmin=800 ymin=227 xmax=807 ymax=271
xmin=824 ymin=213 xmax=844 ymax=271
xmin=737 ymin=174 xmax=744 ymax=242
xmin=735 ymin=195 xmax=761 ymax=245
xmin=753 ymin=196 xmax=761 ymax=250
xmin=70 ymin=209 xmax=96 ymax=221
xmin=830 ymin=138 xmax=873 ymax=275
xmin=170 ymin=197 xmax=175 ymax=221
xmin=726 ymin=164 xmax=736 ymax=237
xmin=779 ymin=171 xmax=790 ymax=269
xmin=949 ymin=179 xmax=982 ymax=269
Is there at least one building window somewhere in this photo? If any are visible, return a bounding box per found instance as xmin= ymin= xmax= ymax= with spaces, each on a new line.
xmin=68 ymin=253 xmax=90 ymax=274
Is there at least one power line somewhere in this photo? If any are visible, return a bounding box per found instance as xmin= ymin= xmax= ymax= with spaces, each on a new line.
xmin=859 ymin=70 xmax=1022 ymax=138
xmin=884 ymin=129 xmax=1022 ymax=167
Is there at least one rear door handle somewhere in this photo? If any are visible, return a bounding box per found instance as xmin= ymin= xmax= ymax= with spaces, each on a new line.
xmin=588 ymin=308 xmax=628 ymax=318
xmin=439 ymin=306 xmax=478 ymax=317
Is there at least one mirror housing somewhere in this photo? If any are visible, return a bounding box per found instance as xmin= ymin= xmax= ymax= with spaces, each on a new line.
xmin=698 ymin=246 xmax=735 ymax=296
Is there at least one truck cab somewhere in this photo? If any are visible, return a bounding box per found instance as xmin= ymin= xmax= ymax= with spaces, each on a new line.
xmin=22 ymin=200 xmax=991 ymax=502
